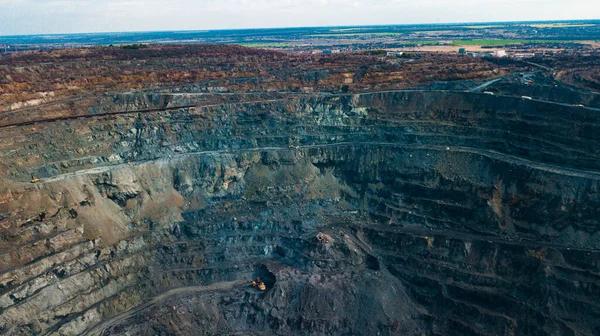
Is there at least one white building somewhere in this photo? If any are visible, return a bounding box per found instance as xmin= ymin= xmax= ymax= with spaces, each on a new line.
xmin=492 ymin=50 xmax=507 ymax=58
xmin=513 ymin=53 xmax=536 ymax=59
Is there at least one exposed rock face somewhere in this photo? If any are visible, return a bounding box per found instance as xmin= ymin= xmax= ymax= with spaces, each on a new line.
xmin=1 ymin=68 xmax=600 ymax=334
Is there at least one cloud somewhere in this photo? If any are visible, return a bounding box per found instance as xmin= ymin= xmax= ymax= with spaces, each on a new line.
xmin=0 ymin=0 xmax=597 ymax=35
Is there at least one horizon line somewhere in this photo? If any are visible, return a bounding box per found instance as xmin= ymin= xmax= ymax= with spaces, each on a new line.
xmin=1 ymin=18 xmax=599 ymax=39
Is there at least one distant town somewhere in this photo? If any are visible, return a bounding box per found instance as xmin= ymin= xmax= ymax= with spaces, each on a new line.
xmin=1 ymin=20 xmax=599 ymax=57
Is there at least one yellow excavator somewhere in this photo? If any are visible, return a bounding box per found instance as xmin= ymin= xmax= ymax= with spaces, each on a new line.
xmin=249 ymin=277 xmax=266 ymax=291
xmin=31 ymin=178 xmax=40 ymax=183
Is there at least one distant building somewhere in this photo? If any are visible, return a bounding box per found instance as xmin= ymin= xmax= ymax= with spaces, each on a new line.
xmin=458 ymin=48 xmax=466 ymax=54
xmin=513 ymin=53 xmax=536 ymax=59
xmin=468 ymin=52 xmax=493 ymax=58
xmin=386 ymin=51 xmax=404 ymax=57
xmin=492 ymin=50 xmax=507 ymax=58
xmin=322 ymin=49 xmax=332 ymax=55
xmin=331 ymin=49 xmax=341 ymax=54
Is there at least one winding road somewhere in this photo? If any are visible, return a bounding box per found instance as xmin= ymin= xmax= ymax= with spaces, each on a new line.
xmin=83 ymin=280 xmax=248 ymax=336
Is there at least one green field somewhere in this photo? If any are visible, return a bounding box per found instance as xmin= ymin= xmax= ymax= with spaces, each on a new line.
xmin=452 ymin=39 xmax=527 ymax=46
xmin=236 ymin=38 xmax=589 ymax=49
xmin=398 ymin=41 xmax=442 ymax=45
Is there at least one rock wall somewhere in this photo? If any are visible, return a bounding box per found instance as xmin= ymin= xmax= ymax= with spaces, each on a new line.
xmin=1 ymin=91 xmax=599 ymax=335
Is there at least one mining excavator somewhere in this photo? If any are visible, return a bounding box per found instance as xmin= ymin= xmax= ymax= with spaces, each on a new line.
xmin=249 ymin=277 xmax=266 ymax=291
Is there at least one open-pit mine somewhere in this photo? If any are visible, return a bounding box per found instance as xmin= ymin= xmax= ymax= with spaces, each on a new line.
xmin=1 ymin=45 xmax=600 ymax=336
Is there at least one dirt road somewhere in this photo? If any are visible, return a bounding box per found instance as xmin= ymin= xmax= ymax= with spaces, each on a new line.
xmin=83 ymin=280 xmax=248 ymax=336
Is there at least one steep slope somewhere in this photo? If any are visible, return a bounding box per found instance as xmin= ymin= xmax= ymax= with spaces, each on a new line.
xmin=1 ymin=86 xmax=600 ymax=336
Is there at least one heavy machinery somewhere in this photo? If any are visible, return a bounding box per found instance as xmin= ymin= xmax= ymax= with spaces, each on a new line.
xmin=249 ymin=277 xmax=266 ymax=291
xmin=31 ymin=178 xmax=40 ymax=183
xmin=316 ymin=232 xmax=331 ymax=244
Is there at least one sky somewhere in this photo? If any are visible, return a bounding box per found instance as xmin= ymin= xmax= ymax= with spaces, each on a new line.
xmin=0 ymin=0 xmax=598 ymax=36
